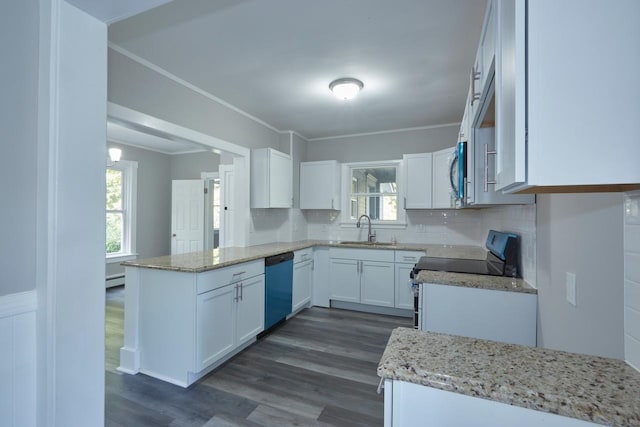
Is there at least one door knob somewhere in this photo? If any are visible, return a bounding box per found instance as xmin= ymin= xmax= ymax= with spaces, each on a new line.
xmin=172 ymin=234 xmax=176 ymax=237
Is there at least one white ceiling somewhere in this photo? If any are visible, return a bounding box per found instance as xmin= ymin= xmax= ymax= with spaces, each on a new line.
xmin=108 ymin=0 xmax=487 ymax=140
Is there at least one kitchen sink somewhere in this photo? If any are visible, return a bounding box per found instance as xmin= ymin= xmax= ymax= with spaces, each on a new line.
xmin=339 ymin=241 xmax=395 ymax=246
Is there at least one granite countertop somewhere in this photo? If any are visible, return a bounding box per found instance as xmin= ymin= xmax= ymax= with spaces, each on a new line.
xmin=415 ymin=270 xmax=536 ymax=294
xmin=378 ymin=327 xmax=640 ymax=426
xmin=121 ymin=240 xmax=486 ymax=273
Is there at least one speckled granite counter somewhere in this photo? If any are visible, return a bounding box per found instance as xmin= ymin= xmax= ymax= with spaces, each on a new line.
xmin=378 ymin=327 xmax=640 ymax=426
xmin=415 ymin=270 xmax=536 ymax=294
xmin=121 ymin=240 xmax=486 ymax=273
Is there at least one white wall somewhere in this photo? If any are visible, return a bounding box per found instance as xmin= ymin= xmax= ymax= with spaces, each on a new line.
xmin=624 ymin=191 xmax=640 ymax=371
xmin=1 ymin=0 xmax=39 ymax=297
xmin=306 ymin=125 xmax=458 ymax=163
xmin=105 ymin=143 xmax=172 ymax=280
xmin=536 ymin=193 xmax=624 ymax=359
xmin=170 ymin=150 xmax=220 ymax=180
xmin=0 ymin=292 xmax=37 ymax=427
xmin=108 ymin=48 xmax=282 ymax=151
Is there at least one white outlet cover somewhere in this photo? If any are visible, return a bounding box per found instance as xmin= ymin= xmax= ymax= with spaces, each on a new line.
xmin=566 ymin=272 xmax=577 ymax=306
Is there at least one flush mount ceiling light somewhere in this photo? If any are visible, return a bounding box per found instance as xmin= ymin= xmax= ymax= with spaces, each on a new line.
xmin=329 ymin=78 xmax=364 ymax=100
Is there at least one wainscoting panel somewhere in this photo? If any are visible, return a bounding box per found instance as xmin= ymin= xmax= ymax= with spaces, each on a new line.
xmin=0 ymin=291 xmax=37 ymax=427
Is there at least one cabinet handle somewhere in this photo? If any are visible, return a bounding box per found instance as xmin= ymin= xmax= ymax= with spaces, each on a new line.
xmin=331 ymin=199 xmax=334 ymax=209
xmin=240 ymin=282 xmax=243 ymax=301
xmin=465 ymin=178 xmax=472 ymax=203
xmin=403 ymin=256 xmax=415 ymax=261
xmin=483 ymin=143 xmax=497 ymax=192
xmin=470 ymin=66 xmax=481 ymax=107
xmin=234 ymin=283 xmax=239 ymax=301
xmin=311 ymin=260 xmax=314 ymax=270
xmin=404 ymin=197 xmax=407 ymax=209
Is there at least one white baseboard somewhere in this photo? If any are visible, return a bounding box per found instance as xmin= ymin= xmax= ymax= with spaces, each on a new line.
xmin=106 ymin=274 xmax=125 ymax=288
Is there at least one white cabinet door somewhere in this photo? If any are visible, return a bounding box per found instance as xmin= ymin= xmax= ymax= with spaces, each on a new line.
xmin=250 ymin=148 xmax=292 ymax=208
xmin=403 ymin=153 xmax=432 ymax=209
xmin=495 ymin=0 xmax=526 ymax=191
xmin=432 ymin=147 xmax=455 ymax=209
xmin=196 ymin=284 xmax=236 ymax=371
xmin=313 ymin=248 xmax=330 ymax=308
xmin=361 ymin=261 xmax=395 ymax=307
xmin=292 ymin=260 xmax=312 ymax=312
xmin=300 ymin=161 xmax=341 ymax=210
xmin=235 ymin=275 xmax=265 ymax=345
xmin=269 ymin=150 xmax=292 ymax=208
xmin=394 ymin=264 xmax=415 ymax=310
xmin=480 ymin=0 xmax=496 ymax=90
xmin=329 ymin=258 xmax=360 ymax=303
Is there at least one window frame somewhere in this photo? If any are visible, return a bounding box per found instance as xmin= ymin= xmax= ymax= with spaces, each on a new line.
xmin=106 ymin=159 xmax=138 ymax=263
xmin=341 ymin=160 xmax=406 ymax=228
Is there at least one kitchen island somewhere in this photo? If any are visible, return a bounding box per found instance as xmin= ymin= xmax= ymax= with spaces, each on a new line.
xmin=378 ymin=327 xmax=640 ymax=426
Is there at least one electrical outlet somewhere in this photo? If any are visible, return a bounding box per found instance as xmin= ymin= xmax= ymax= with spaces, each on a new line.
xmin=566 ymin=272 xmax=577 ymax=306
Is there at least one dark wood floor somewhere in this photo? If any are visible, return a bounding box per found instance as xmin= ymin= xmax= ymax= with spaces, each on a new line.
xmin=105 ymin=286 xmax=411 ymax=427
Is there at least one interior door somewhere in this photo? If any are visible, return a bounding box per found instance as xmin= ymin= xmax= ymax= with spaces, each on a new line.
xmin=171 ymin=179 xmax=205 ymax=255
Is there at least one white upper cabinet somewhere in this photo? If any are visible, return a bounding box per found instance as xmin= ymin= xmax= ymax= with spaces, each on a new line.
xmin=300 ymin=160 xmax=341 ymax=210
xmin=432 ymin=147 xmax=455 ymax=209
xmin=403 ymin=153 xmax=433 ymax=209
xmin=250 ymin=148 xmax=293 ymax=208
xmin=495 ymin=0 xmax=640 ymax=193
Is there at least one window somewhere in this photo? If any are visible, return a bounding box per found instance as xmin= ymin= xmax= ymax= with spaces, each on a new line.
xmin=344 ymin=162 xmax=403 ymax=225
xmin=106 ymin=160 xmax=137 ymax=261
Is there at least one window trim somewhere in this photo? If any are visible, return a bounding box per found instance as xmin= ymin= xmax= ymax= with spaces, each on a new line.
xmin=106 ymin=159 xmax=138 ymax=260
xmin=341 ymin=160 xmax=406 ymax=228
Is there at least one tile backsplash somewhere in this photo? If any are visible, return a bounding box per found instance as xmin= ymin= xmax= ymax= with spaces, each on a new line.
xmin=624 ymin=191 xmax=640 ymax=372
xmin=304 ymin=203 xmax=537 ymax=286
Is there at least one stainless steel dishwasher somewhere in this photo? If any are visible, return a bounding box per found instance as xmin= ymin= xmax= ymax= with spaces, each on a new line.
xmin=264 ymin=252 xmax=294 ymax=331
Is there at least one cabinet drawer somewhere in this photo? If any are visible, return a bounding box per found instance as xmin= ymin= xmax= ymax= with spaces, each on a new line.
xmin=197 ymin=259 xmax=264 ymax=294
xmin=294 ymin=248 xmax=313 ymax=264
xmin=329 ymin=247 xmax=394 ymax=262
xmin=394 ymin=251 xmax=425 ymax=264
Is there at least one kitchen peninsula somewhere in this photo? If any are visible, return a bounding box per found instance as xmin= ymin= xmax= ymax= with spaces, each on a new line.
xmin=118 ymin=240 xmax=500 ymax=386
xmin=378 ymin=328 xmax=640 ymax=427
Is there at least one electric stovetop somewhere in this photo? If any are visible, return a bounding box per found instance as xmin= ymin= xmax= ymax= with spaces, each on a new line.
xmin=413 ymin=230 xmax=520 ymax=278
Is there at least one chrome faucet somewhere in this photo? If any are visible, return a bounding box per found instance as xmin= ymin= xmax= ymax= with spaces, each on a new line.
xmin=356 ymin=214 xmax=376 ymax=243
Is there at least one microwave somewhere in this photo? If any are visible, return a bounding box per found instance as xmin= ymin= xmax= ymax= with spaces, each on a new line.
xmin=449 ymin=140 xmax=467 ymax=207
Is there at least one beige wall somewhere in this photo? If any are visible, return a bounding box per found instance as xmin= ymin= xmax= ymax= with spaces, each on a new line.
xmin=536 ymin=193 xmax=624 ymax=359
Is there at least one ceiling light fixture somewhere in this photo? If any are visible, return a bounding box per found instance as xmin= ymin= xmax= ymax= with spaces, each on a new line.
xmin=329 ymin=78 xmax=364 ymax=100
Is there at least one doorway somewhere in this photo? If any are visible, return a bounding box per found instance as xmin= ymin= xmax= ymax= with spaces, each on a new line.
xmin=204 ymin=174 xmax=221 ymax=250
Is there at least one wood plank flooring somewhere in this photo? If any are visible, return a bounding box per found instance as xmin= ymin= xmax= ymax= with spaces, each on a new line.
xmin=105 ymin=286 xmax=411 ymax=426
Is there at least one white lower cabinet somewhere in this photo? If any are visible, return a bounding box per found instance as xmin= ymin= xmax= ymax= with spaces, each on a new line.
xmin=361 ymin=261 xmax=395 ymax=307
xmin=385 ymin=380 xmax=598 ymax=427
xmin=196 ymin=274 xmax=265 ymax=372
xmin=329 ymin=258 xmax=361 ymax=303
xmin=329 ymin=248 xmax=397 ymax=308
xmin=235 ymin=275 xmax=265 ymax=344
xmin=292 ymin=254 xmax=313 ymax=312
xmin=196 ymin=285 xmax=235 ymax=371
xmin=135 ymin=260 xmax=265 ymax=388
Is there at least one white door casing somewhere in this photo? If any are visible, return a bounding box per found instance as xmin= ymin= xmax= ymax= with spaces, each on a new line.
xmin=171 ymin=180 xmax=205 ymax=255
xmin=219 ymin=165 xmax=234 ymax=248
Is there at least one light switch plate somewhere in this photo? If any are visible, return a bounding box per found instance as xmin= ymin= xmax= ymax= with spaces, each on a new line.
xmin=566 ymin=272 xmax=577 ymax=306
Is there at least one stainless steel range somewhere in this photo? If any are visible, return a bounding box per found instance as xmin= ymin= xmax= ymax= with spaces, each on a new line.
xmin=409 ymin=230 xmax=521 ymax=329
